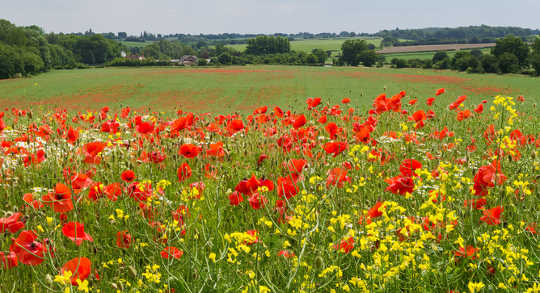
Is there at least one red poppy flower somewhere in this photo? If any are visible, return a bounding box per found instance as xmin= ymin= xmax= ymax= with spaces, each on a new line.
xmin=448 ymin=95 xmax=467 ymax=110
xmin=10 ymin=230 xmax=46 ymax=265
xmin=235 ymin=175 xmax=274 ymax=196
xmin=82 ymin=141 xmax=106 ymax=164
xmin=23 ymin=193 xmax=44 ymax=209
xmin=435 ymin=88 xmax=445 ymax=96
xmin=474 ymin=103 xmax=484 ymax=114
xmin=66 ymin=127 xmax=79 ymax=144
xmin=306 ymin=97 xmax=322 ymax=109
xmin=42 ymin=183 xmax=74 ymax=213
xmin=292 ymin=114 xmax=306 ymax=129
xmin=206 ymin=142 xmax=225 ymax=157
xmin=248 ymin=192 xmax=267 ymax=210
xmin=257 ymin=154 xmax=268 ymax=166
xmin=0 ymin=212 xmax=25 ymax=234
xmin=161 ymin=247 xmax=184 ymax=259
xmin=253 ymin=106 xmax=268 ymax=114
xmin=71 ymin=173 xmax=93 ymax=194
xmin=121 ymin=170 xmax=135 ymax=182
xmin=179 ymin=144 xmax=200 ymax=158
xmin=454 ymin=245 xmax=478 ymax=260
xmin=177 ymin=163 xmax=192 ymax=182
xmin=0 ymin=251 xmax=18 ymax=269
xmin=228 ymin=119 xmax=244 ymax=133
xmin=228 ymin=191 xmax=244 ymax=206
xmin=136 ymin=121 xmax=155 ymax=135
xmin=116 ymin=231 xmax=132 ymax=249
xmin=62 ymin=222 xmax=93 ymax=246
xmin=385 ymin=176 xmax=414 ymax=195
xmin=245 ymin=230 xmax=259 ymax=245
xmin=399 ymin=159 xmax=422 ymax=177
xmin=104 ymin=183 xmax=122 ymax=201
xmin=464 ymin=198 xmax=487 ymax=210
xmin=334 ymin=237 xmax=354 ymax=253
xmin=323 ymin=141 xmax=347 ymax=157
xmin=61 ymin=257 xmax=91 ymax=285
xmin=284 ymin=159 xmax=307 ymax=175
xmin=367 ymin=201 xmax=384 ymax=219
xmin=277 ymin=176 xmax=299 ymax=199
xmin=326 ymin=167 xmax=351 ymax=187
xmin=278 ymin=250 xmax=296 ymax=258
xmin=480 ymin=206 xmax=503 ymax=225
xmin=325 ymin=122 xmax=339 ymax=139
xmin=426 ymin=97 xmax=435 ymax=106
xmin=473 ymin=162 xmax=506 ymax=196
xmin=342 ymin=97 xmax=351 ymax=104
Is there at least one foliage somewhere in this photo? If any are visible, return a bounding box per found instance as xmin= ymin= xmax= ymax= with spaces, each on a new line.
xmin=245 ymin=36 xmax=290 ymax=55
xmin=492 ymin=35 xmax=529 ymax=68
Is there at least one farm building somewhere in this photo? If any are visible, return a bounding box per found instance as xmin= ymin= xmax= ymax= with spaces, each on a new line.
xmin=180 ymin=55 xmax=198 ymax=66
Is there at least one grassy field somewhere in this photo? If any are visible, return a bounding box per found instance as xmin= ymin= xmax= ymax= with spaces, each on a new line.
xmin=120 ymin=40 xmax=155 ymax=48
xmin=382 ymin=48 xmax=492 ymax=61
xmin=0 ymin=65 xmax=538 ymax=114
xmin=226 ymin=37 xmax=382 ymax=53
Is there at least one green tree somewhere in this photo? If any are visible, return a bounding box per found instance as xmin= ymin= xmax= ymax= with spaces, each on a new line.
xmin=497 ymin=52 xmax=520 ymax=73
xmin=492 ymin=35 xmax=529 ymax=67
xmin=530 ymin=53 xmax=540 ymax=76
xmin=245 ymin=36 xmax=290 ymax=55
xmin=218 ymin=52 xmax=232 ymax=65
xmin=311 ymin=48 xmax=327 ymax=64
xmin=358 ymin=50 xmax=377 ymax=67
xmin=432 ymin=51 xmax=449 ymax=64
xmin=340 ymin=39 xmax=369 ymax=66
xmin=480 ymin=54 xmax=500 ymax=73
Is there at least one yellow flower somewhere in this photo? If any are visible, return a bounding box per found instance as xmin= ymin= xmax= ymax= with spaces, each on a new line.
xmin=209 ymin=253 xmax=217 ymax=263
xmin=76 ymin=279 xmax=89 ymax=292
xmin=468 ymin=281 xmax=485 ymax=293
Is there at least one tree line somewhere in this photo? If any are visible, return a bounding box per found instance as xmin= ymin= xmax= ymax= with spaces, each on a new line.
xmin=378 ymin=25 xmax=540 ymax=47
xmin=388 ymin=35 xmax=540 ymax=75
xmin=0 ymin=19 xmax=124 ymax=79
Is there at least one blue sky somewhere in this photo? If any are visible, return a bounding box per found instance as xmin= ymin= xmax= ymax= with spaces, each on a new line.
xmin=2 ymin=0 xmax=539 ymax=34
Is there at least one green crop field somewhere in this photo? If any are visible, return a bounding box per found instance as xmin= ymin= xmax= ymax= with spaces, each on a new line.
xmin=227 ymin=37 xmax=382 ymax=53
xmin=382 ymin=48 xmax=492 ymax=61
xmin=0 ymin=65 xmax=538 ymax=114
xmin=120 ymin=40 xmax=155 ymax=48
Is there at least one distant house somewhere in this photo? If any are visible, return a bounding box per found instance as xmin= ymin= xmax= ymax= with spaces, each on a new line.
xmin=127 ymin=54 xmax=145 ymax=61
xmin=180 ymin=55 xmax=198 ymax=66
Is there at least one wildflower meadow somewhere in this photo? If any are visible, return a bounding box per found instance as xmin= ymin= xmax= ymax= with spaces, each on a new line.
xmin=0 ymin=89 xmax=538 ymax=293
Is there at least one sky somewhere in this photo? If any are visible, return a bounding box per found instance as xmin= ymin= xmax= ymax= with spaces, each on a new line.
xmin=2 ymin=0 xmax=539 ymax=35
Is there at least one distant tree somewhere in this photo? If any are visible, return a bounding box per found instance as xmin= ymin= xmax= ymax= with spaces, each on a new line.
xmin=358 ymin=50 xmax=377 ymax=67
xmin=218 ymin=52 xmax=232 ymax=65
xmin=391 ymin=58 xmax=407 ymax=68
xmin=311 ymin=48 xmax=327 ymax=64
xmin=245 ymin=36 xmax=290 ymax=55
xmin=433 ymin=57 xmax=450 ymax=69
xmin=197 ymin=58 xmax=207 ymax=66
xmin=340 ymin=39 xmax=370 ymax=66
xmin=530 ymin=53 xmax=540 ymax=76
xmin=481 ymin=54 xmax=500 ymax=73
xmin=530 ymin=38 xmax=540 ymax=75
xmin=118 ymin=32 xmax=127 ymax=39
xmin=492 ymin=35 xmax=529 ymax=67
xmin=470 ymin=49 xmax=483 ymax=59
xmin=305 ymin=53 xmax=318 ymax=65
xmin=497 ymin=52 xmax=520 ymax=73
xmin=432 ymin=51 xmax=449 ymax=64
xmin=532 ymin=37 xmax=540 ymax=55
